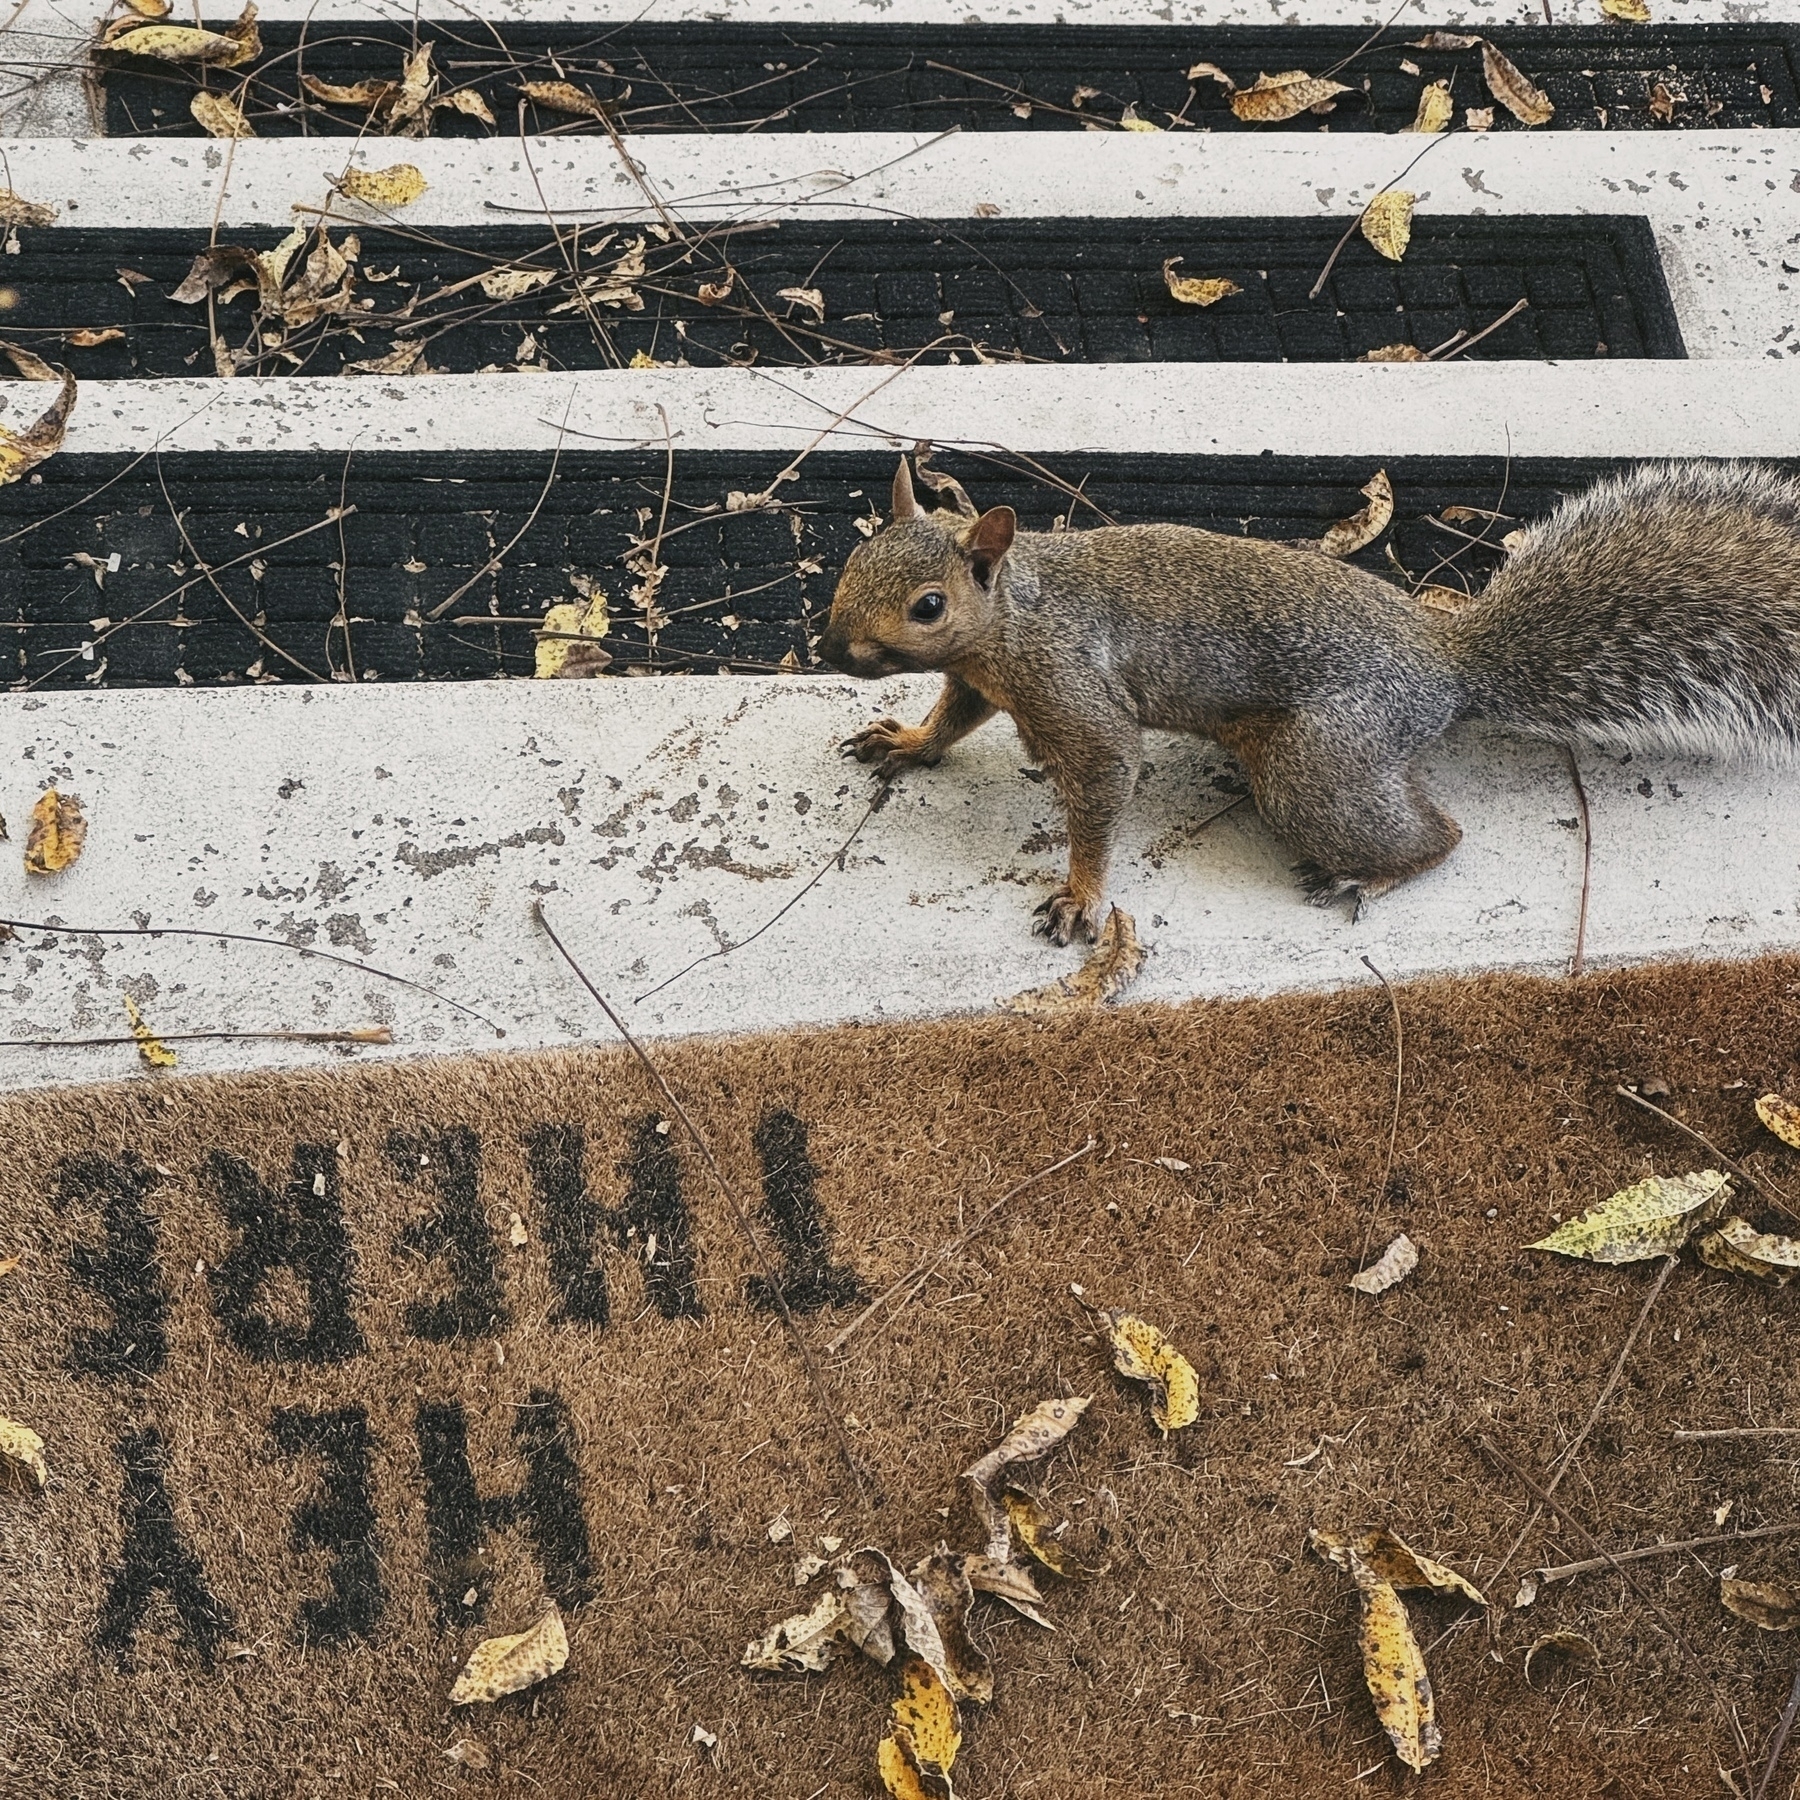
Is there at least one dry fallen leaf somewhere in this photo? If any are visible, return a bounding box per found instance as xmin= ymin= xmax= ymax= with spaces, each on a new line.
xmin=1103 ymin=1310 xmax=1199 ymax=1435
xmin=536 ymin=596 xmax=611 ymax=679
xmin=104 ymin=0 xmax=259 ymax=68
xmin=190 ymin=90 xmax=254 ymax=137
xmin=1722 ymin=1577 xmax=1800 ymax=1632
xmin=1118 ymin=103 xmax=1160 ymax=131
xmin=23 ymin=787 xmax=86 ymax=873
xmin=835 ymin=1553 xmax=900 ymax=1665
xmin=1349 ymin=1232 xmax=1418 ymax=1296
xmin=1407 ymin=81 xmax=1453 ymax=133
xmin=442 ymin=1739 xmax=491 ymax=1770
xmin=1524 ymin=1630 xmax=1600 ymax=1686
xmin=1465 ymin=106 xmax=1495 ymax=131
xmin=1483 ymin=41 xmax=1555 ymax=127
xmin=1310 ymin=1528 xmax=1487 ymax=1607
xmin=1360 ymin=190 xmax=1415 ymax=262
xmin=1527 ymin=1169 xmax=1729 ymax=1263
xmin=742 ymin=1590 xmax=849 ymax=1672
xmin=1186 ymin=60 xmax=1235 ymax=89
xmin=337 ymin=164 xmax=428 ymax=208
xmin=121 ymin=0 xmax=172 ymax=14
xmin=1001 ymin=906 xmax=1145 ymax=1014
xmin=909 ymin=1552 xmax=992 ymax=1704
xmin=0 ymin=369 xmax=75 ymax=487
xmin=479 ymin=265 xmax=556 ymax=302
xmin=1409 ymin=31 xmax=1479 ymax=50
xmin=449 ymin=1607 xmax=569 ymax=1702
xmin=0 ymin=1417 xmax=47 ymax=1489
xmin=1358 ymin=343 xmax=1429 ymax=363
xmin=879 ymin=1658 xmax=962 ymax=1800
xmin=1696 ymin=1217 xmax=1800 ymax=1285
xmin=1414 ymin=584 xmax=1472 ymax=613
xmin=343 ymin=340 xmax=430 ymax=377
xmin=962 ymin=1553 xmax=1052 ymax=1627
xmin=777 ymin=285 xmax=826 ymax=322
xmin=0 ymin=339 xmax=58 ymax=381
xmin=698 ymin=270 xmax=735 ymax=306
xmin=0 ymin=1252 xmax=21 ymax=1278
xmin=385 ymin=44 xmax=438 ymax=135
xmin=1229 ymin=69 xmax=1352 ymax=123
xmin=0 ymin=189 xmax=56 ymax=229
xmin=1320 ymin=469 xmax=1395 ymax=558
xmin=124 ymin=996 xmax=177 ymax=1070
xmin=1355 ymin=1571 xmax=1440 ymax=1771
xmin=1756 ymin=1092 xmax=1800 ymax=1148
xmin=300 ymin=74 xmax=397 ymax=108
xmin=1602 ymin=0 xmax=1651 ymax=19
xmin=1161 ymin=258 xmax=1242 ymax=308
xmin=520 ymin=79 xmax=611 ymax=121
xmin=443 ymin=88 xmax=496 ymax=125
xmin=963 ymin=1394 xmax=1091 ymax=1563
xmin=1001 ymin=1486 xmax=1084 ymax=1579
xmin=66 ymin=328 xmax=125 ymax=348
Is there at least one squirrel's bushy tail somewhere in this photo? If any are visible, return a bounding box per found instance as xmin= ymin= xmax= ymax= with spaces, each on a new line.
xmin=1445 ymin=461 xmax=1800 ymax=758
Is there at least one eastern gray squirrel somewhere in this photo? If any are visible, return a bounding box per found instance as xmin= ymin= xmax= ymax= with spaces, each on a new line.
xmin=816 ymin=458 xmax=1800 ymax=943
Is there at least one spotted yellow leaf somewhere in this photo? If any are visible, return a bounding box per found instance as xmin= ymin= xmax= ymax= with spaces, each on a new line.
xmin=1407 ymin=80 xmax=1453 ymax=133
xmin=1602 ymin=0 xmax=1651 ymax=19
xmin=741 ymin=1590 xmax=849 ymax=1672
xmin=1361 ymin=190 xmax=1415 ymax=262
xmin=520 ymin=79 xmax=611 ymax=121
xmin=0 ymin=1417 xmax=47 ymax=1489
xmin=23 ymin=786 xmax=86 ymax=874
xmin=1696 ymin=1217 xmax=1800 ymax=1285
xmin=535 ymin=595 xmax=610 ymax=679
xmin=1755 ymin=1092 xmax=1800 ymax=1148
xmin=1001 ymin=1485 xmax=1084 ymax=1578
xmin=1161 ymin=258 xmax=1242 ymax=307
xmin=1483 ymin=41 xmax=1555 ymax=126
xmin=878 ymin=1657 xmax=961 ymax=1800
xmin=123 ymin=996 xmax=177 ymax=1069
xmin=478 ymin=266 xmax=555 ymax=303
xmin=1527 ymin=1169 xmax=1729 ymax=1263
xmin=1309 ymin=1527 xmax=1486 ymax=1607
xmin=0 ymin=370 xmax=75 ymax=488
xmin=300 ymin=75 xmax=395 ymax=107
xmin=190 ymin=90 xmax=254 ymax=137
xmin=449 ymin=1606 xmax=569 ymax=1703
xmin=1117 ymin=103 xmax=1161 ymax=130
xmin=1357 ymin=1573 xmax=1441 ymax=1770
xmin=1228 ymin=70 xmax=1351 ymax=123
xmin=105 ymin=2 xmax=258 ymax=68
xmin=1320 ymin=469 xmax=1395 ymax=558
xmin=1103 ymin=1309 xmax=1199 ymax=1434
xmin=337 ymin=164 xmax=428 ymax=209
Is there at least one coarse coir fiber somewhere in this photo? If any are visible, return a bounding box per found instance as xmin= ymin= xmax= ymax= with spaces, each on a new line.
xmin=5 ymin=955 xmax=1800 ymax=1799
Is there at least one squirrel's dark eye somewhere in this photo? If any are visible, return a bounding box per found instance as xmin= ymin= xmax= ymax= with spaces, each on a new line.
xmin=910 ymin=590 xmax=947 ymax=624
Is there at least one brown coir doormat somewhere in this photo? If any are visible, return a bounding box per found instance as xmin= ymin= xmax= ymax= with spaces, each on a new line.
xmin=6 ymin=958 xmax=1800 ymax=1800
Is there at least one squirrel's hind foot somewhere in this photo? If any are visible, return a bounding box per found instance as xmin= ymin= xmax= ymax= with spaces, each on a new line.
xmin=1034 ymin=887 xmax=1103 ymax=947
xmin=1294 ymin=861 xmax=1390 ymax=921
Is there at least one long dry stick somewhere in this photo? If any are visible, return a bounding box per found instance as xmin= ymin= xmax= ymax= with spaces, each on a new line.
xmin=1677 ymin=1428 xmax=1800 ymax=1442
xmin=825 ymin=1138 xmax=1097 ymax=1354
xmin=532 ymin=901 xmax=876 ymax=1505
xmin=1615 ymin=1085 xmax=1800 ymax=1224
xmin=635 ymin=790 xmax=887 ymax=1005
xmin=1532 ymin=1521 xmax=1800 ymax=1587
xmin=1755 ymin=1664 xmax=1800 ymax=1800
xmin=1564 ymin=746 xmax=1593 ymax=976
xmin=0 ymin=916 xmax=504 ymax=1034
xmin=0 ymin=1025 xmax=391 ymax=1050
xmin=1491 ymin=1254 xmax=1679 ymax=1588
xmin=1431 ymin=296 xmax=1530 ymax=362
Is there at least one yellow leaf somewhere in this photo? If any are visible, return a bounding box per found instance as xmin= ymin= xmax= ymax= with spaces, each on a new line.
xmin=520 ymin=79 xmax=611 ymax=121
xmin=1118 ymin=103 xmax=1161 ymax=130
xmin=337 ymin=164 xmax=428 ymax=208
xmin=1320 ymin=469 xmax=1395 ymax=558
xmin=105 ymin=2 xmax=258 ymax=67
xmin=1407 ymin=80 xmax=1453 ymax=133
xmin=1356 ymin=1574 xmax=1441 ymax=1770
xmin=0 ymin=188 xmax=56 ymax=228
xmin=0 ymin=1417 xmax=46 ymax=1489
xmin=1696 ymin=1217 xmax=1800 ymax=1285
xmin=628 ymin=349 xmax=669 ymax=369
xmin=1358 ymin=343 xmax=1429 ymax=363
xmin=535 ymin=595 xmax=610 ymax=679
xmin=1408 ymin=31 xmax=1479 ymax=50
xmin=448 ymin=1607 xmax=569 ymax=1703
xmin=1360 ymin=190 xmax=1415 ymax=262
xmin=1228 ymin=69 xmax=1352 ymax=123
xmin=478 ymin=265 xmax=556 ymax=302
xmin=443 ymin=88 xmax=496 ymax=125
xmin=300 ymin=74 xmax=396 ymax=108
xmin=1722 ymin=1578 xmax=1800 ymax=1632
xmin=123 ymin=0 xmax=172 ymax=13
xmin=1161 ymin=258 xmax=1242 ymax=307
xmin=0 ymin=369 xmax=75 ymax=487
xmin=1602 ymin=0 xmax=1651 ymax=18
xmin=1001 ymin=1486 xmax=1083 ymax=1578
xmin=1310 ymin=1528 xmax=1487 ymax=1607
xmin=1527 ymin=1169 xmax=1729 ymax=1262
xmin=1102 ymin=1309 xmax=1199 ymax=1434
xmin=123 ymin=996 xmax=177 ymax=1069
xmin=1483 ymin=41 xmax=1555 ymax=126
xmin=1756 ymin=1092 xmax=1800 ymax=1148
xmin=1 ymin=339 xmax=59 ymax=381
xmin=879 ymin=1658 xmax=961 ymax=1800
xmin=1001 ymin=906 xmax=1146 ymax=1014
xmin=190 ymin=90 xmax=254 ymax=137
xmin=23 ymin=786 xmax=86 ymax=873
xmin=741 ymin=1590 xmax=849 ymax=1672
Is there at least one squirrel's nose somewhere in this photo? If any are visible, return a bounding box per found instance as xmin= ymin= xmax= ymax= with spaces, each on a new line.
xmin=815 ymin=625 xmax=851 ymax=671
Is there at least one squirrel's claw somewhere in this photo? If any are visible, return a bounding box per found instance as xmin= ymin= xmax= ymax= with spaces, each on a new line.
xmin=1033 ymin=888 xmax=1101 ymax=947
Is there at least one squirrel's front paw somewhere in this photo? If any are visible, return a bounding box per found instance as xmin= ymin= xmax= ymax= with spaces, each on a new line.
xmin=1033 ymin=887 xmax=1103 ymax=947
xmin=840 ymin=717 xmax=934 ymax=780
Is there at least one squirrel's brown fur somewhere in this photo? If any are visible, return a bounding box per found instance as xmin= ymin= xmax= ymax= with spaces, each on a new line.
xmin=816 ymin=458 xmax=1800 ymax=944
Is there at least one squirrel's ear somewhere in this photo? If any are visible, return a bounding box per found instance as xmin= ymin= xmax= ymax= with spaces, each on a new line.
xmin=891 ymin=458 xmax=920 ymax=522
xmin=964 ymin=505 xmax=1016 ymax=586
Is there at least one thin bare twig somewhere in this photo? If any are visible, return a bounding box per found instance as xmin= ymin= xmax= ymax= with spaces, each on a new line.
xmin=1533 ymin=1521 xmax=1800 ymax=1587
xmin=1430 ymin=296 xmax=1530 ymax=362
xmin=635 ymin=790 xmax=887 ymax=1004
xmin=1615 ymin=1085 xmax=1800 ymax=1224
xmin=1564 ymin=746 xmax=1592 ymax=976
xmin=1677 ymin=1428 xmax=1800 ymax=1442
xmin=0 ymin=915 xmax=504 ymax=1034
xmin=532 ymin=900 xmax=876 ymax=1505
xmin=0 ymin=1025 xmax=392 ymax=1049
xmin=825 ymin=1138 xmax=1099 ymax=1354
xmin=1309 ymin=131 xmax=1457 ymax=302
xmin=1754 ymin=1665 xmax=1800 ymax=1800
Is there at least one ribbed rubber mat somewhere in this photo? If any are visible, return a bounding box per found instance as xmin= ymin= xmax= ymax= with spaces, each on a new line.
xmin=0 ymin=217 xmax=1680 ymax=377
xmin=99 ymin=22 xmax=1800 ymax=136
xmin=7 ymin=452 xmax=1784 ymax=689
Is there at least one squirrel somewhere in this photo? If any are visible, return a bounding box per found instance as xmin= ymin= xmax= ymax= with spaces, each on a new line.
xmin=815 ymin=456 xmax=1800 ymax=945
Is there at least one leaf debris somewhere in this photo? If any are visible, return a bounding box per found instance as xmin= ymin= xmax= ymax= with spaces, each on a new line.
xmin=1161 ymin=258 xmax=1242 ymax=308
xmin=23 ymin=787 xmax=86 ymax=874
xmin=448 ymin=1607 xmax=570 ymax=1702
xmin=1349 ymin=1232 xmax=1418 ymax=1295
xmin=1527 ymin=1169 xmax=1730 ymax=1263
xmin=1000 ymin=906 xmax=1145 ymax=1014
